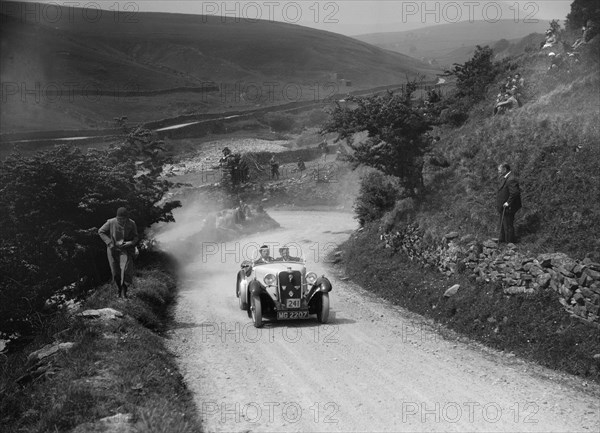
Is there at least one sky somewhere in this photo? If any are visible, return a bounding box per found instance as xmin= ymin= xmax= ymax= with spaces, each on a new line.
xmin=16 ymin=0 xmax=573 ymax=35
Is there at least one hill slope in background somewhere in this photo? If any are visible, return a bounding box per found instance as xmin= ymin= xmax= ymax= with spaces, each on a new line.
xmin=355 ymin=20 xmax=549 ymax=66
xmin=0 ymin=1 xmax=439 ymax=132
xmin=443 ymin=32 xmax=547 ymax=64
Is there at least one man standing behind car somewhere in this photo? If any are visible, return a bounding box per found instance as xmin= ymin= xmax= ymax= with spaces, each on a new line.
xmin=496 ymin=163 xmax=522 ymax=244
xmin=98 ymin=207 xmax=139 ymax=298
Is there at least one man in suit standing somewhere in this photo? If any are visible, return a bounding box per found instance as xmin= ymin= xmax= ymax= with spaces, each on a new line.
xmin=497 ymin=163 xmax=522 ymax=243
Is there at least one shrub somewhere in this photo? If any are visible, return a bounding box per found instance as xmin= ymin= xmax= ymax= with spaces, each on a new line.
xmin=0 ymin=127 xmax=181 ymax=341
xmin=354 ymin=171 xmax=402 ymax=226
xmin=381 ymin=198 xmax=417 ymax=232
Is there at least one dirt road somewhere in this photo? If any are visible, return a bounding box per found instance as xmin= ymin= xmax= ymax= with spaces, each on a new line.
xmin=161 ymin=210 xmax=599 ymax=432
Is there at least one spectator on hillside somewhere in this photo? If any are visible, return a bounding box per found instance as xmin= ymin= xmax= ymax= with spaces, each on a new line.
xmin=270 ymin=155 xmax=280 ymax=180
xmin=541 ymin=29 xmax=558 ymax=49
xmin=547 ymin=52 xmax=565 ymax=72
xmin=509 ymin=86 xmax=522 ymax=106
xmin=494 ymin=93 xmax=519 ymax=115
xmin=573 ymin=21 xmax=598 ymax=50
xmin=98 ymin=207 xmax=139 ymax=298
xmin=493 ymin=93 xmax=506 ymax=115
xmin=514 ymin=73 xmax=524 ymax=88
xmin=496 ymin=163 xmax=522 ymax=244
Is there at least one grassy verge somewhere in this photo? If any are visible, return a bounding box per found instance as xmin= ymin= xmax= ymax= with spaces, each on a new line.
xmin=339 ymin=225 xmax=600 ymax=382
xmin=0 ymin=251 xmax=203 ymax=433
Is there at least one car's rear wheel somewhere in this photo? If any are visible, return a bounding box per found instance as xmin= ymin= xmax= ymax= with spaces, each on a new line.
xmin=317 ymin=292 xmax=330 ymax=324
xmin=251 ymin=295 xmax=263 ymax=328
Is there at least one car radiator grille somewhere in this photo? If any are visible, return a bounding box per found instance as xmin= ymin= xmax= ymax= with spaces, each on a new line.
xmin=278 ymin=270 xmax=302 ymax=303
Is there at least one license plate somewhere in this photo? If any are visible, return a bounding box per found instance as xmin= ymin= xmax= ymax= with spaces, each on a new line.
xmin=286 ymin=299 xmax=301 ymax=309
xmin=277 ymin=310 xmax=309 ymax=320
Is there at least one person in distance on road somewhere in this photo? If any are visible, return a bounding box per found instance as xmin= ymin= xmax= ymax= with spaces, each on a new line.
xmin=98 ymin=207 xmax=139 ymax=298
xmin=270 ymin=155 xmax=280 ymax=180
xmin=297 ymin=157 xmax=306 ymax=177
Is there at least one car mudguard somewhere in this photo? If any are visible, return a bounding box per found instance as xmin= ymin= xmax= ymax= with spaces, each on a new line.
xmin=315 ymin=277 xmax=332 ymax=292
xmin=307 ymin=276 xmax=332 ymax=303
xmin=248 ymin=280 xmax=264 ymax=298
xmin=237 ymin=271 xmax=249 ymax=310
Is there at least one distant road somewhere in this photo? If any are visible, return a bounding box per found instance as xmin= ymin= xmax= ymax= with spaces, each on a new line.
xmin=0 ymin=80 xmax=447 ymax=147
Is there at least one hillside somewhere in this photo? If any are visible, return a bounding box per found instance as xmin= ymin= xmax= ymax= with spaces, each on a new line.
xmin=419 ymin=44 xmax=600 ymax=260
xmin=334 ymin=34 xmax=600 ymax=380
xmin=355 ymin=20 xmax=549 ymax=66
xmin=0 ymin=1 xmax=439 ymax=132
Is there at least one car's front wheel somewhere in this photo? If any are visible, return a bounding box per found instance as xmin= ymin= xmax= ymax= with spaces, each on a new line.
xmin=317 ymin=292 xmax=330 ymax=324
xmin=251 ymin=295 xmax=263 ymax=328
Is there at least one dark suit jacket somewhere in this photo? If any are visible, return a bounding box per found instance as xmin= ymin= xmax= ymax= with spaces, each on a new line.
xmin=497 ymin=172 xmax=522 ymax=213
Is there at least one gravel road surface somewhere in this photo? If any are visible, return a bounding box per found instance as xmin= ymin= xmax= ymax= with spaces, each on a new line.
xmin=161 ymin=210 xmax=600 ymax=432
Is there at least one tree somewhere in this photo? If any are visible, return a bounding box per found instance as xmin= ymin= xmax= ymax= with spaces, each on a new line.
xmin=445 ymin=45 xmax=498 ymax=101
xmin=321 ymin=83 xmax=431 ymax=196
xmin=566 ymin=0 xmax=600 ymax=32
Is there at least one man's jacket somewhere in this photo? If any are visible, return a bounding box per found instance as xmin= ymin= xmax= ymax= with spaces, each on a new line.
xmin=98 ymin=218 xmax=139 ymax=249
xmin=497 ymin=173 xmax=522 ymax=213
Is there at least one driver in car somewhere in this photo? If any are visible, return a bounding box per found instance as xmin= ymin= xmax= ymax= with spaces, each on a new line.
xmin=276 ymin=246 xmax=301 ymax=262
xmin=254 ymin=245 xmax=275 ymax=264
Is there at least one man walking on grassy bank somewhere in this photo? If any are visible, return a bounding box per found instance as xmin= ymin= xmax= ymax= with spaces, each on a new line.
xmin=496 ymin=163 xmax=522 ymax=244
xmin=98 ymin=207 xmax=139 ymax=298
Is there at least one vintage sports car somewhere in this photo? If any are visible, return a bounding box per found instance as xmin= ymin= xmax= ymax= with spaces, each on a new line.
xmin=236 ymin=247 xmax=332 ymax=328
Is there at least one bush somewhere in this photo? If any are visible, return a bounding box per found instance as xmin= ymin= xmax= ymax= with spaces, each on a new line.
xmin=381 ymin=198 xmax=416 ymax=232
xmin=354 ymin=171 xmax=402 ymax=226
xmin=0 ymin=127 xmax=181 ymax=341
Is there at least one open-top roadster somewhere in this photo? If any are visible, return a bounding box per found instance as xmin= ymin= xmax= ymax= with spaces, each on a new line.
xmin=236 ymin=245 xmax=332 ymax=328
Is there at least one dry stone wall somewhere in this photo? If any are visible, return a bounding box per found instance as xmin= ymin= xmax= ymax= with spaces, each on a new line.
xmin=381 ymin=224 xmax=600 ymax=327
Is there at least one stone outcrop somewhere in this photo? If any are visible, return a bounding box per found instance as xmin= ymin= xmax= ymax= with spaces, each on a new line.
xmin=71 ymin=413 xmax=134 ymax=433
xmin=381 ymin=225 xmax=600 ymax=326
xmin=17 ymin=341 xmax=77 ymax=385
xmin=27 ymin=342 xmax=76 ymax=363
xmin=78 ymin=308 xmax=124 ymax=321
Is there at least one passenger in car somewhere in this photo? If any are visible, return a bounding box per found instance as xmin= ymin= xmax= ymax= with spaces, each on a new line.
xmin=276 ymin=246 xmax=301 ymax=262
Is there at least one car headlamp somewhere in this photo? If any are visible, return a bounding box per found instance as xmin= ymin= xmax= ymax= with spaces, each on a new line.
xmin=264 ymin=274 xmax=276 ymax=286
xmin=306 ymin=272 xmax=317 ymax=285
